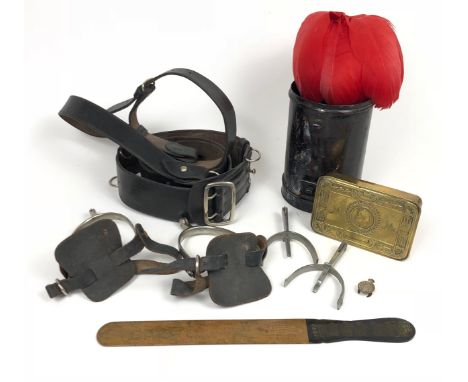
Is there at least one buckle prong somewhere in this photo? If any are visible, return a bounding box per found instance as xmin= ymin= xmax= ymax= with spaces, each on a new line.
xmin=55 ymin=279 xmax=68 ymax=296
xmin=207 ymin=192 xmax=218 ymax=200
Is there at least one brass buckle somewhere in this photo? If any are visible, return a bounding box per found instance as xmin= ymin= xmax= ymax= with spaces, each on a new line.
xmin=203 ymin=181 xmax=236 ymax=226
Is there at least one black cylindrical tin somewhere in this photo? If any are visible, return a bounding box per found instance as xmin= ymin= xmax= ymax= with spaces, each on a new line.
xmin=282 ymin=83 xmax=373 ymax=212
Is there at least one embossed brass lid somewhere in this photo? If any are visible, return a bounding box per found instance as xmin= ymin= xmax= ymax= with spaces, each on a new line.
xmin=311 ymin=174 xmax=422 ymax=260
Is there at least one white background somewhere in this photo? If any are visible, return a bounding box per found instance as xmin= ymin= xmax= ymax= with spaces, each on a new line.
xmin=6 ymin=0 xmax=463 ymax=380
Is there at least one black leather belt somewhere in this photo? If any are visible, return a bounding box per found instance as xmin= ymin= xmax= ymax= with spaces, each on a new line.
xmin=59 ymin=68 xmax=258 ymax=225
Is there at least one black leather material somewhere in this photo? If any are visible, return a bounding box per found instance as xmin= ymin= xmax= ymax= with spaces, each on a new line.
xmin=306 ymin=318 xmax=416 ymax=343
xmin=58 ymin=69 xmax=252 ymax=224
xmin=116 ymin=135 xmax=251 ymax=224
xmin=45 ymin=219 xmax=218 ymax=301
xmin=45 ymin=218 xmax=271 ymax=306
xmin=46 ymin=220 xmax=140 ymax=302
xmin=207 ymin=233 xmax=271 ymax=307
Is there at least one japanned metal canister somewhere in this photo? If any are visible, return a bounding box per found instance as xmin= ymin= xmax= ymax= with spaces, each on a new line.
xmin=311 ymin=174 xmax=422 ymax=260
xmin=281 ymin=82 xmax=373 ymax=212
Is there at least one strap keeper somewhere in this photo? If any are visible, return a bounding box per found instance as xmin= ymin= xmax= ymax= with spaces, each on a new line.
xmin=245 ymin=250 xmax=264 ymax=267
xmin=134 ymin=79 xmax=155 ymax=99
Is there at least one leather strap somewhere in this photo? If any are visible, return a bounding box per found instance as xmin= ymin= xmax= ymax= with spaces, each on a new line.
xmin=206 ymin=233 xmax=271 ymax=306
xmin=116 ymin=134 xmax=251 ymax=224
xmin=46 ymin=220 xmax=143 ymax=299
xmin=46 ymin=218 xmax=269 ymax=305
xmin=59 ymin=68 xmax=236 ymax=180
xmin=58 ymin=69 xmax=253 ymax=225
xmin=127 ymin=68 xmax=237 ymax=168
xmin=45 ymin=222 xmax=223 ymax=299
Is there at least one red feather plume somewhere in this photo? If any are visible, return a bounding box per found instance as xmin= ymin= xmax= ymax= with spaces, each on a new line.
xmin=293 ymin=11 xmax=404 ymax=108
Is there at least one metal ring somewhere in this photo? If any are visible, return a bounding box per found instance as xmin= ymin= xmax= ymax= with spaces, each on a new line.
xmin=179 ymin=217 xmax=192 ymax=230
xmin=179 ymin=226 xmax=234 ymax=277
xmin=108 ymin=176 xmax=118 ymax=188
xmin=245 ymin=148 xmax=261 ymax=163
xmin=55 ymin=279 xmax=68 ymax=296
xmin=208 ymin=170 xmax=220 ymax=176
xmin=194 ymin=255 xmax=201 ymax=277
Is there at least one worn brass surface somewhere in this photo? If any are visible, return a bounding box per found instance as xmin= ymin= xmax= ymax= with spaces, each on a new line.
xmin=311 ymin=174 xmax=422 ymax=260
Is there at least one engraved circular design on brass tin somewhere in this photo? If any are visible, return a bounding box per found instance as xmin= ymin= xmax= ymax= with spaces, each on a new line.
xmin=346 ymin=201 xmax=381 ymax=234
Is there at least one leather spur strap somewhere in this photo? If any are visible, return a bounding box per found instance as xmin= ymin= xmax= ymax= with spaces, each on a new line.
xmin=45 ymin=212 xmax=271 ymax=306
xmin=45 ymin=216 xmax=228 ymax=302
xmin=59 ymin=68 xmax=255 ymax=225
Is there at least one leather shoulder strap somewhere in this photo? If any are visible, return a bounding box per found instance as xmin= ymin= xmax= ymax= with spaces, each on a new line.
xmin=59 ymin=69 xmax=236 ymax=181
xmin=129 ymin=68 xmax=236 ymax=148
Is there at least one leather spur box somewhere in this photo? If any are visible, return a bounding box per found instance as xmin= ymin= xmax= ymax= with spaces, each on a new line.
xmin=311 ymin=174 xmax=422 ymax=260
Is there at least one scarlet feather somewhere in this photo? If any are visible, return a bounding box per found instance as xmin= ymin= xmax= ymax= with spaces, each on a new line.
xmin=293 ymin=12 xmax=329 ymax=102
xmin=348 ymin=15 xmax=404 ymax=108
xmin=293 ymin=11 xmax=404 ymax=108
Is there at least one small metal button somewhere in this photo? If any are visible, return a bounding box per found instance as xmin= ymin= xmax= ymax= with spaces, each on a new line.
xmin=180 ymin=165 xmax=188 ymax=172
xmin=357 ymin=279 xmax=375 ymax=297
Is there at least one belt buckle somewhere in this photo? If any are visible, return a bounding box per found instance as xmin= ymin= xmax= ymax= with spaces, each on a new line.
xmin=203 ymin=181 xmax=236 ymax=226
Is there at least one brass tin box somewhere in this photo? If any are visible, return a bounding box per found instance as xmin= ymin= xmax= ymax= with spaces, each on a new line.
xmin=311 ymin=174 xmax=422 ymax=260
